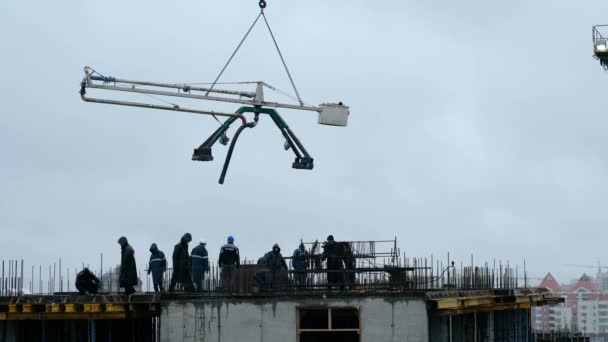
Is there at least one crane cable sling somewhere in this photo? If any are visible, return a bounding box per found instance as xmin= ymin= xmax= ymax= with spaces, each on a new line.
xmin=205 ymin=12 xmax=262 ymax=125
xmin=206 ymin=1 xmax=304 ymax=127
xmin=261 ymin=12 xmax=303 ymax=106
xmin=205 ymin=12 xmax=262 ymax=98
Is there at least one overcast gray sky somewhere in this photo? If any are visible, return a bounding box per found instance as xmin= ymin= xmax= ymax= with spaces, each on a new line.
xmin=1 ymin=0 xmax=608 ymax=288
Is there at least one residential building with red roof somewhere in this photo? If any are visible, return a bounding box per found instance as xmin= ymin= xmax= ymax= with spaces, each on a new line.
xmin=533 ymin=273 xmax=572 ymax=332
xmin=534 ymin=272 xmax=608 ymax=337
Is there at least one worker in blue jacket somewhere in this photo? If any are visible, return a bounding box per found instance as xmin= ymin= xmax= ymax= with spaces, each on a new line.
xmin=191 ymin=239 xmax=209 ymax=292
xmin=148 ymin=243 xmax=166 ymax=292
xmin=292 ymin=243 xmax=309 ymax=285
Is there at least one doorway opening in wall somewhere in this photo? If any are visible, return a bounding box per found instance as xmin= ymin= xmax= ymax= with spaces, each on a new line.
xmin=297 ymin=306 xmax=360 ymax=342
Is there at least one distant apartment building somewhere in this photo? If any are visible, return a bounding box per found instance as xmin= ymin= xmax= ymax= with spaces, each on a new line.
xmin=533 ymin=273 xmax=572 ymax=332
xmin=534 ymin=272 xmax=608 ymax=339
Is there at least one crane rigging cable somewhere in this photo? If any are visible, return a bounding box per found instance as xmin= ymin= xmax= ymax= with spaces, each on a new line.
xmin=205 ymin=11 xmax=262 ymax=125
xmin=206 ymin=3 xmax=304 ymax=106
xmin=261 ymin=12 xmax=303 ymax=106
xmin=205 ymin=12 xmax=262 ymax=97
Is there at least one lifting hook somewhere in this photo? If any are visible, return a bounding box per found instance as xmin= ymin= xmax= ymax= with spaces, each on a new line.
xmin=259 ymin=0 xmax=267 ymax=10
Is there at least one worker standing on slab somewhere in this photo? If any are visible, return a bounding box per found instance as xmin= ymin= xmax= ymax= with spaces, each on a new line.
xmin=292 ymin=243 xmax=309 ymax=285
xmin=148 ymin=243 xmax=167 ymax=292
xmin=218 ymin=235 xmax=240 ymax=289
xmin=169 ymin=233 xmax=194 ymax=292
xmin=264 ymin=244 xmax=288 ymax=287
xmin=75 ymin=267 xmax=101 ymax=295
xmin=118 ymin=236 xmax=138 ymax=295
xmin=322 ymin=235 xmax=343 ymax=289
xmin=342 ymin=243 xmax=356 ymax=287
xmin=191 ymin=239 xmax=209 ymax=292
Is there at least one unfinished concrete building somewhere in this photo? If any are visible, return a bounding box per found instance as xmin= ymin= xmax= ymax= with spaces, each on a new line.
xmin=0 ymin=239 xmax=562 ymax=341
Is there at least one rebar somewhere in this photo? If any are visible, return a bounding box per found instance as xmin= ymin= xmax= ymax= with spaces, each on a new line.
xmin=0 ymin=241 xmax=525 ymax=297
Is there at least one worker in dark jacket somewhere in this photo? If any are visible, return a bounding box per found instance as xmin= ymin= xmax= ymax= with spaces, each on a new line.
xmin=342 ymin=242 xmax=356 ymax=286
xmin=292 ymin=243 xmax=309 ymax=285
xmin=191 ymin=239 xmax=209 ymax=292
xmin=148 ymin=243 xmax=166 ymax=292
xmin=76 ymin=267 xmax=100 ymax=295
xmin=118 ymin=236 xmax=137 ymax=295
xmin=218 ymin=235 xmax=240 ymax=288
xmin=264 ymin=244 xmax=288 ymax=287
xmin=169 ymin=233 xmax=194 ymax=292
xmin=321 ymin=235 xmax=343 ymax=289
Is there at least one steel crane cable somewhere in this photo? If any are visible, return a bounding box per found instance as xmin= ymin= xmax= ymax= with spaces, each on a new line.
xmin=204 ymin=12 xmax=262 ymax=124
xmin=205 ymin=12 xmax=263 ymax=98
xmin=263 ymin=82 xmax=305 ymax=105
xmin=261 ymin=12 xmax=303 ymax=106
xmin=206 ymin=1 xmax=305 ymax=126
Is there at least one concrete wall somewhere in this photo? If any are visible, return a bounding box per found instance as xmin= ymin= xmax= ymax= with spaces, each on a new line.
xmin=0 ymin=321 xmax=17 ymax=342
xmin=160 ymin=296 xmax=429 ymax=342
xmin=428 ymin=310 xmax=531 ymax=342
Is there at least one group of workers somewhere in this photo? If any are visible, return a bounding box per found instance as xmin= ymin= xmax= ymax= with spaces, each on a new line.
xmin=74 ymin=234 xmax=350 ymax=295
xmin=125 ymin=233 xmax=241 ymax=294
xmin=264 ymin=234 xmax=354 ymax=289
xmin=149 ymin=233 xmax=219 ymax=293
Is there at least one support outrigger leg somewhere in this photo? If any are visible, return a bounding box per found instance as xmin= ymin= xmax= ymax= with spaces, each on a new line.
xmin=192 ymin=106 xmax=314 ymax=184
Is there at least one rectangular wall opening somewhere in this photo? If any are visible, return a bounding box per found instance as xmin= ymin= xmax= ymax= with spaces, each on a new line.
xmin=297 ymin=306 xmax=360 ymax=342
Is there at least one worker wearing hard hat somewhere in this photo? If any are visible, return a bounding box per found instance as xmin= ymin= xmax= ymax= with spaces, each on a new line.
xmin=218 ymin=235 xmax=240 ymax=290
xmin=191 ymin=239 xmax=209 ymax=293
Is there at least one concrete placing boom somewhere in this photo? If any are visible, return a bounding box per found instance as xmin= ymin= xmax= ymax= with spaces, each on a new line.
xmin=79 ymin=0 xmax=349 ymax=184
xmin=593 ymin=25 xmax=608 ymax=69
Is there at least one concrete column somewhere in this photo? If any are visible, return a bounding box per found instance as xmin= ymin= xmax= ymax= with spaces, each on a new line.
xmin=487 ymin=311 xmax=494 ymax=342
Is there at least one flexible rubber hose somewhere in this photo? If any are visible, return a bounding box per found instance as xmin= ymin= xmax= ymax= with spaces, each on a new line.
xmin=219 ymin=122 xmax=255 ymax=184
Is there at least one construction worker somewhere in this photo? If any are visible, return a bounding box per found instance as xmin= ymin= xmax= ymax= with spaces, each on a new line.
xmin=75 ymin=267 xmax=100 ymax=295
xmin=257 ymin=256 xmax=267 ymax=265
xmin=292 ymin=243 xmax=309 ymax=285
xmin=147 ymin=243 xmax=166 ymax=292
xmin=264 ymin=244 xmax=288 ymax=287
xmin=117 ymin=236 xmax=137 ymax=295
xmin=191 ymin=239 xmax=209 ymax=292
xmin=169 ymin=233 xmax=194 ymax=292
xmin=342 ymin=243 xmax=356 ymax=286
xmin=218 ymin=235 xmax=240 ymax=289
xmin=254 ymin=255 xmax=269 ymax=287
xmin=321 ymin=235 xmax=343 ymax=289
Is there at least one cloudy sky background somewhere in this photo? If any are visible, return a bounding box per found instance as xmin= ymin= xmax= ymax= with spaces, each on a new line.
xmin=1 ymin=0 xmax=608 ymax=289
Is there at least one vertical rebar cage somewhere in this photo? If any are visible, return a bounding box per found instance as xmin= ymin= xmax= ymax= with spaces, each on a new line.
xmin=593 ymin=25 xmax=608 ymax=69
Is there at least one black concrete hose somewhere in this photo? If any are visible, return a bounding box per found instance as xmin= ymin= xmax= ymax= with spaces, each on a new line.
xmin=219 ymin=122 xmax=256 ymax=184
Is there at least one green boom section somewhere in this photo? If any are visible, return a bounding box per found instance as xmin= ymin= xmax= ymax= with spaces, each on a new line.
xmin=234 ymin=106 xmax=289 ymax=129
